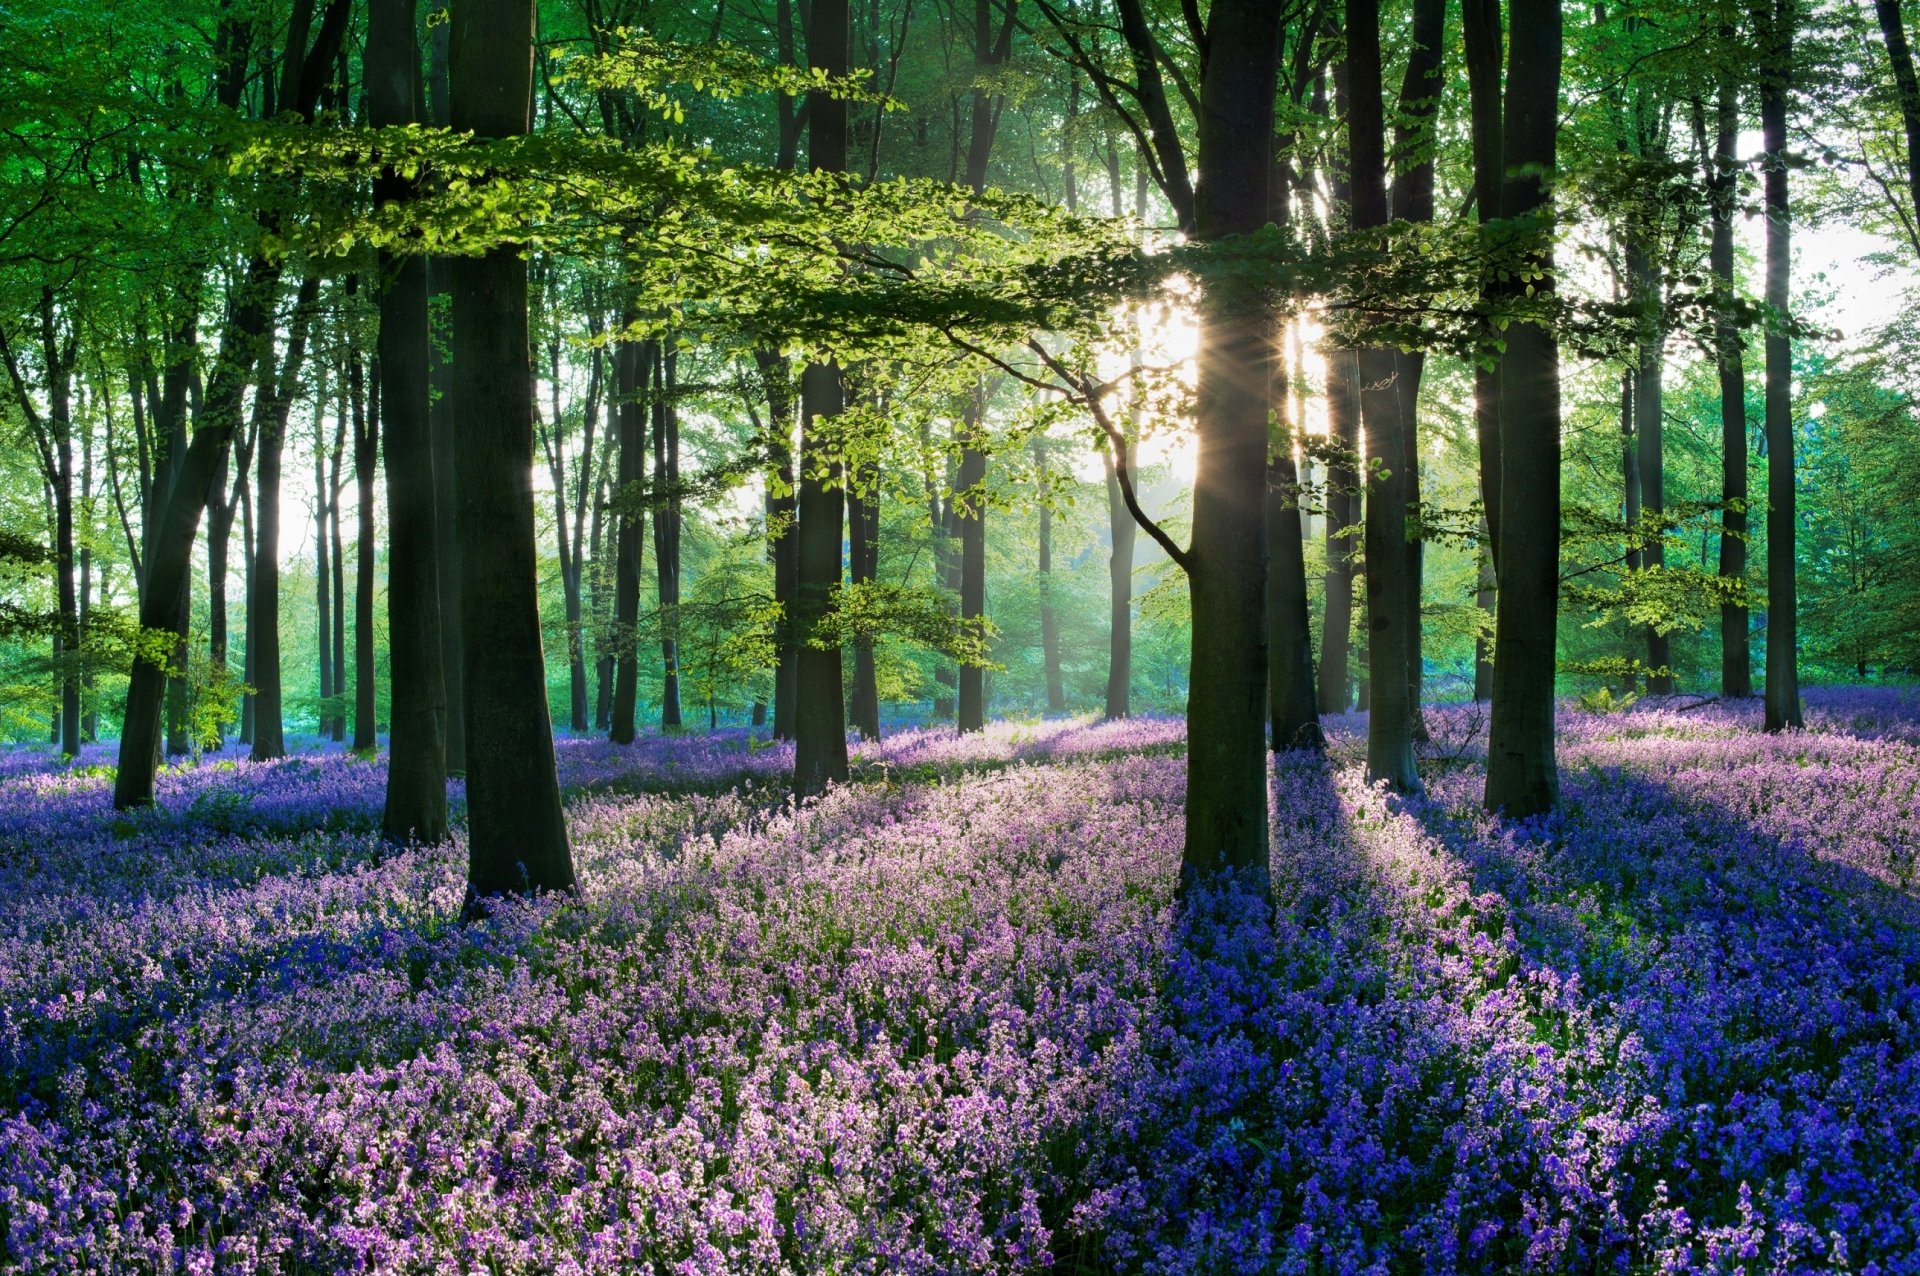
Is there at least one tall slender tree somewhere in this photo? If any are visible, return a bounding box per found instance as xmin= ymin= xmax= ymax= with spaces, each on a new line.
xmin=1179 ymin=0 xmax=1286 ymax=884
xmin=449 ymin=0 xmax=576 ymax=911
xmin=1348 ymin=0 xmax=1420 ymax=791
xmin=371 ymin=0 xmax=449 ymax=844
xmin=1483 ymin=0 xmax=1565 ymax=816
xmin=793 ymin=0 xmax=853 ymax=795
xmin=1756 ymin=0 xmax=1802 ymax=732
xmin=1703 ymin=71 xmax=1752 ymax=697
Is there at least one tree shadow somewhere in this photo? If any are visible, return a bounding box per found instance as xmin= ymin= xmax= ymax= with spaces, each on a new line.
xmin=1398 ymin=758 xmax=1920 ymax=1266
xmin=1059 ymin=751 xmax=1628 ymax=1273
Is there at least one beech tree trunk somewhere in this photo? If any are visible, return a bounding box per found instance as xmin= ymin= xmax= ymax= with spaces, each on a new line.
xmin=1628 ymin=230 xmax=1673 ymax=693
xmin=758 ymin=350 xmax=799 ymax=740
xmin=449 ymin=0 xmax=575 ymax=911
xmin=371 ymin=0 xmax=448 ymax=844
xmin=1484 ymin=0 xmax=1565 ymax=817
xmin=1758 ymin=0 xmax=1801 ymax=732
xmin=1268 ymin=444 xmax=1321 ymax=751
xmin=1103 ymin=439 xmax=1135 ymax=719
xmin=793 ymin=0 xmax=851 ymax=794
xmin=352 ymin=353 xmax=377 ymax=749
xmin=1179 ymin=0 xmax=1285 ymax=886
xmin=1349 ymin=0 xmax=1418 ymax=791
xmin=1709 ymin=74 xmax=1753 ymax=697
xmin=849 ymin=460 xmax=882 ymax=740
xmin=429 ymin=18 xmax=466 ymax=775
xmin=955 ymin=388 xmax=988 ymax=732
xmin=1319 ymin=346 xmax=1360 ymax=713
xmin=610 ymin=338 xmax=648 ymax=743
xmin=250 ymin=277 xmax=322 ymax=762
xmin=952 ymin=0 xmax=1015 ymax=735
xmin=1034 ymin=439 xmax=1065 ymax=715
xmin=654 ymin=346 xmax=683 ymax=729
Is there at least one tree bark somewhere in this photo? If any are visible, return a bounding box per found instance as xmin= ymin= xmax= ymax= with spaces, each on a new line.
xmin=792 ymin=0 xmax=851 ymax=795
xmin=953 ymin=1 xmax=1014 ymax=734
xmin=610 ymin=337 xmax=648 ymax=744
xmin=1103 ymin=440 xmax=1136 ymax=719
xmin=352 ymin=351 xmax=378 ymax=749
xmin=1709 ymin=74 xmax=1752 ymax=697
xmin=1319 ymin=346 xmax=1360 ymax=713
xmin=429 ymin=17 xmax=466 ymax=775
xmin=757 ymin=350 xmax=799 ymax=740
xmin=1179 ymin=0 xmax=1284 ymax=886
xmin=371 ymin=0 xmax=448 ymax=843
xmin=1627 ymin=229 xmax=1673 ymax=692
xmin=1758 ymin=0 xmax=1801 ymax=732
xmin=450 ymin=0 xmax=576 ymax=911
xmin=849 ymin=459 xmax=882 ymax=739
xmin=1484 ymin=0 xmax=1564 ymax=817
xmin=654 ymin=345 xmax=683 ymax=728
xmin=330 ymin=374 xmax=348 ymax=743
xmin=955 ymin=387 xmax=988 ymax=732
xmin=1268 ymin=443 xmax=1322 ymax=750
xmin=795 ymin=358 xmax=851 ymax=792
xmin=1390 ymin=0 xmax=1444 ymax=739
xmin=1035 ymin=439 xmax=1065 ymax=715
xmin=1349 ymin=0 xmax=1418 ymax=791
xmin=250 ymin=277 xmax=322 ymax=762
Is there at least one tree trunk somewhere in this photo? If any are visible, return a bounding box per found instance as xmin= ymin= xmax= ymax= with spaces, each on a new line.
xmin=1628 ymin=233 xmax=1672 ymax=693
xmin=353 ymin=351 xmax=378 ymax=749
xmin=429 ymin=19 xmax=466 ymax=775
xmin=1758 ymin=2 xmax=1801 ymax=732
xmin=795 ymin=359 xmax=850 ymax=791
xmin=955 ymin=387 xmax=988 ymax=733
xmin=1179 ymin=0 xmax=1284 ymax=887
xmin=1620 ymin=364 xmax=1641 ymax=685
xmin=1102 ymin=439 xmax=1135 ymax=719
xmin=610 ymin=337 xmax=647 ymax=743
xmin=758 ymin=351 xmax=799 ymax=740
xmin=205 ymin=454 xmax=234 ymax=752
xmin=654 ymin=345 xmax=683 ymax=729
xmin=240 ymin=470 xmax=255 ymax=744
xmin=1387 ymin=0 xmax=1443 ymax=739
xmin=1709 ymin=74 xmax=1752 ymax=697
xmin=315 ymin=375 xmax=336 ymax=739
xmin=330 ymin=375 xmax=348 ymax=743
xmin=1268 ymin=446 xmax=1322 ymax=751
xmin=1319 ymin=347 xmax=1360 ymax=713
xmin=793 ymin=0 xmax=852 ymax=794
xmin=450 ymin=0 xmax=576 ymax=911
xmin=1349 ymin=0 xmax=1418 ymax=792
xmin=1474 ymin=516 xmax=1495 ymax=701
xmin=849 ymin=462 xmax=882 ymax=740
xmin=371 ymin=0 xmax=449 ymax=843
xmin=1484 ymin=0 xmax=1564 ymax=817
xmin=250 ymin=278 xmax=323 ymax=762
xmin=1035 ymin=439 xmax=1065 ymax=715
xmin=952 ymin=1 xmax=1014 ymax=735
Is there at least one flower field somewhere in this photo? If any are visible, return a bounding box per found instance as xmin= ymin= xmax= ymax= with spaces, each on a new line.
xmin=4 ymin=690 xmax=1920 ymax=1273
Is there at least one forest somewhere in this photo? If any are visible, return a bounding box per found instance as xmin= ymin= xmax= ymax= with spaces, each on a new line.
xmin=4 ymin=0 xmax=1920 ymax=1269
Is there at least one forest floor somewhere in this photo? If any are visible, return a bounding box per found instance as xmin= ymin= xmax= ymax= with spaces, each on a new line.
xmin=3 ymin=689 xmax=1920 ymax=1273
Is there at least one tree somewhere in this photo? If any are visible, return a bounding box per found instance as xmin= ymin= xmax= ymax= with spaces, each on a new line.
xmin=1483 ymin=0 xmax=1565 ymax=817
xmin=1178 ymin=0 xmax=1287 ymax=884
xmin=449 ymin=0 xmax=576 ymax=911
xmin=1756 ymin=0 xmax=1802 ymax=732
xmin=1702 ymin=66 xmax=1753 ymax=698
xmin=372 ymin=0 xmax=450 ymax=845
xmin=114 ymin=0 xmax=350 ymax=809
xmin=793 ymin=0 xmax=853 ymax=796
